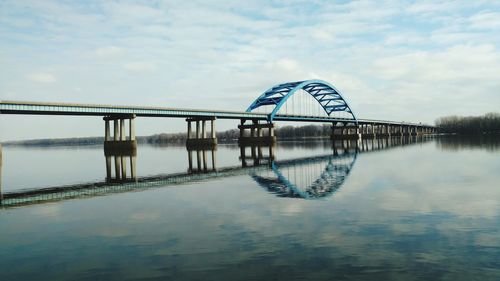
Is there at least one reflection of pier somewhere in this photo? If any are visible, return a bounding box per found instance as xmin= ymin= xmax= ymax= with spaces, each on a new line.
xmin=187 ymin=147 xmax=217 ymax=173
xmin=0 ymin=136 xmax=431 ymax=208
xmin=105 ymin=148 xmax=137 ymax=183
xmin=239 ymin=145 xmax=275 ymax=167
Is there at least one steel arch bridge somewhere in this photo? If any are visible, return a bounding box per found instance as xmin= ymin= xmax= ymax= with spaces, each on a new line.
xmin=246 ymin=79 xmax=357 ymax=123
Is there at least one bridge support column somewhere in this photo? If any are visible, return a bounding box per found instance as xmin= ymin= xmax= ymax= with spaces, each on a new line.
xmin=376 ymin=124 xmax=390 ymax=138
xmin=129 ymin=117 xmax=136 ymax=140
xmin=186 ymin=117 xmax=217 ymax=149
xmin=367 ymin=124 xmax=376 ymax=138
xmin=113 ymin=120 xmax=119 ymax=141
xmin=402 ymin=125 xmax=410 ymax=136
xmin=411 ymin=126 xmax=417 ymax=136
xmin=331 ymin=122 xmax=360 ymax=140
xmin=104 ymin=114 xmax=137 ymax=153
xmin=120 ymin=119 xmax=126 ymax=141
xmin=238 ymin=120 xmax=276 ymax=146
xmin=0 ymin=144 xmax=2 ymax=203
xmin=105 ymin=120 xmax=111 ymax=141
xmin=360 ymin=124 xmax=365 ymax=136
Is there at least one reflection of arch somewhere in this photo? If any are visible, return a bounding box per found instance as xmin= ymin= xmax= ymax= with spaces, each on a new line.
xmin=246 ymin=80 xmax=357 ymax=122
xmin=251 ymin=152 xmax=357 ymax=199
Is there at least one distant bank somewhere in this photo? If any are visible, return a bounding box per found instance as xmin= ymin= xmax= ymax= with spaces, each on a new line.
xmin=436 ymin=112 xmax=500 ymax=134
xmin=2 ymin=124 xmax=334 ymax=147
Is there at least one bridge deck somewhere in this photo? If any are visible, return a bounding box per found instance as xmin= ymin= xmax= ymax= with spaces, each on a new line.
xmin=0 ymin=100 xmax=434 ymax=127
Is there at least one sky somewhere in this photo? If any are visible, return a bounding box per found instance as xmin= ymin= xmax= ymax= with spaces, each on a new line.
xmin=1 ymin=0 xmax=500 ymax=140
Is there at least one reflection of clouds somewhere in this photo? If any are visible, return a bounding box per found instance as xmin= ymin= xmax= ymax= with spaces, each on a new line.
xmin=390 ymin=223 xmax=428 ymax=236
xmin=97 ymin=228 xmax=130 ymax=238
xmin=373 ymin=174 xmax=500 ymax=219
xmin=475 ymin=233 xmax=500 ymax=247
xmin=339 ymin=145 xmax=500 ymax=219
xmin=129 ymin=211 xmax=161 ymax=221
xmin=30 ymin=203 xmax=60 ymax=218
xmin=163 ymin=143 xmax=500 ymax=273
xmin=280 ymin=202 xmax=306 ymax=215
xmin=414 ymin=252 xmax=447 ymax=264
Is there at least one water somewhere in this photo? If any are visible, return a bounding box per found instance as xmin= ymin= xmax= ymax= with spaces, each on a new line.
xmin=0 ymin=137 xmax=499 ymax=281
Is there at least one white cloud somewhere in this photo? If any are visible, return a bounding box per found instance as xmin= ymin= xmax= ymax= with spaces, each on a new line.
xmin=373 ymin=44 xmax=500 ymax=82
xmin=469 ymin=11 xmax=500 ymax=30
xmin=273 ymin=58 xmax=299 ymax=72
xmin=1 ymin=0 xmax=500 ymax=139
xmin=27 ymin=72 xmax=56 ymax=83
xmin=95 ymin=46 xmax=123 ymax=57
xmin=123 ymin=62 xmax=157 ymax=72
xmin=311 ymin=29 xmax=333 ymax=41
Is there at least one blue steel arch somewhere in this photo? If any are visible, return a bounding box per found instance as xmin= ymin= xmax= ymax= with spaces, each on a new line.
xmin=246 ymin=79 xmax=357 ymax=122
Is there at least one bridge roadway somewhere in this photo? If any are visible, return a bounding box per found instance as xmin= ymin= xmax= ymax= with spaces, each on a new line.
xmin=0 ymin=100 xmax=430 ymax=127
xmin=0 ymin=136 xmax=431 ymax=208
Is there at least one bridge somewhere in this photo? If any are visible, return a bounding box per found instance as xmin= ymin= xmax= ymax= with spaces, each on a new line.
xmin=0 ymin=136 xmax=431 ymax=208
xmin=0 ymin=79 xmax=437 ymax=150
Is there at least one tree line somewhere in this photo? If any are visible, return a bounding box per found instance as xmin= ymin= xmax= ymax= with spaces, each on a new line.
xmin=144 ymin=124 xmax=333 ymax=144
xmin=435 ymin=112 xmax=500 ymax=134
xmin=5 ymin=124 xmax=335 ymax=146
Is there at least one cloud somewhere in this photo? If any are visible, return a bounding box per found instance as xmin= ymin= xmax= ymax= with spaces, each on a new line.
xmin=372 ymin=44 xmax=500 ymax=83
xmin=272 ymin=58 xmax=299 ymax=72
xmin=94 ymin=46 xmax=124 ymax=57
xmin=27 ymin=72 xmax=56 ymax=83
xmin=123 ymin=62 xmax=157 ymax=72
xmin=2 ymin=0 xmax=500 ymax=139
xmin=469 ymin=11 xmax=500 ymax=30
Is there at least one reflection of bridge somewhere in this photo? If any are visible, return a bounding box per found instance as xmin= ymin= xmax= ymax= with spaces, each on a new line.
xmin=0 ymin=136 xmax=432 ymax=208
xmin=1 ymin=80 xmax=437 ymax=151
xmin=252 ymin=152 xmax=356 ymax=199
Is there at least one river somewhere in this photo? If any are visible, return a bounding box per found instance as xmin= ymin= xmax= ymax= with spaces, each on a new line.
xmin=0 ymin=136 xmax=499 ymax=281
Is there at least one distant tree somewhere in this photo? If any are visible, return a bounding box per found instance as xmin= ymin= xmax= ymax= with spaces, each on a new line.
xmin=435 ymin=113 xmax=500 ymax=134
xmin=6 ymin=124 xmax=338 ymax=146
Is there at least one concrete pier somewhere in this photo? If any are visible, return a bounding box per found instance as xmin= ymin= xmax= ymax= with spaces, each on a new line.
xmin=104 ymin=114 xmax=137 ymax=153
xmin=238 ymin=120 xmax=277 ymax=145
xmin=331 ymin=122 xmax=360 ymax=140
xmin=0 ymin=144 xmax=2 ymax=203
xmin=330 ymin=123 xmax=437 ymax=140
xmin=186 ymin=117 xmax=217 ymax=149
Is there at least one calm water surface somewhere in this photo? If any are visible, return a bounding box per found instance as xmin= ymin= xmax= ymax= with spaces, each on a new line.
xmin=0 ymin=137 xmax=499 ymax=281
